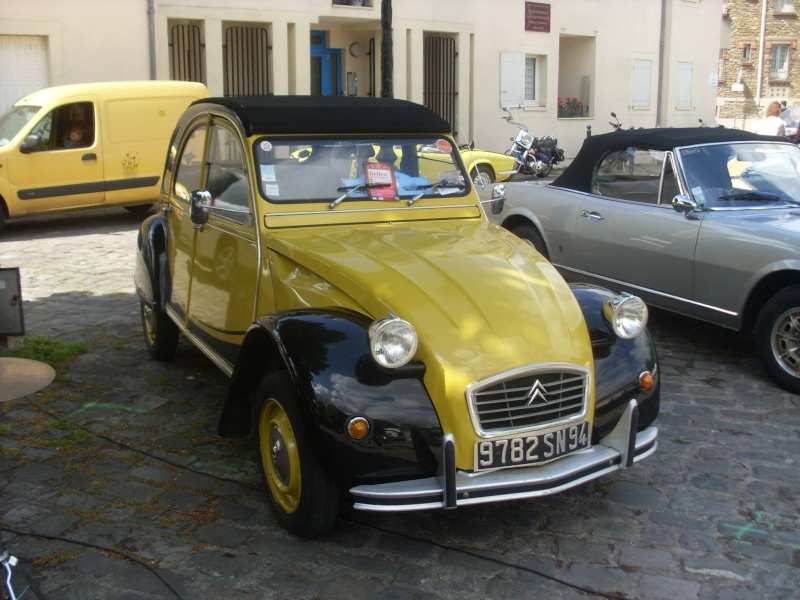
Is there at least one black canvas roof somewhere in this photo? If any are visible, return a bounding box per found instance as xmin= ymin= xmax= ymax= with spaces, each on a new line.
xmin=191 ymin=95 xmax=452 ymax=136
xmin=554 ymin=127 xmax=787 ymax=193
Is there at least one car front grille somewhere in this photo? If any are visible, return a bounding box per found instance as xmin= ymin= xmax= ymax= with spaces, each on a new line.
xmin=467 ymin=367 xmax=589 ymax=436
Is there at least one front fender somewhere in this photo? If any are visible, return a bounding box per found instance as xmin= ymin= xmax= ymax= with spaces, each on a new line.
xmin=219 ymin=308 xmax=443 ymax=486
xmin=570 ymin=284 xmax=660 ymax=441
xmin=134 ymin=213 xmax=169 ymax=309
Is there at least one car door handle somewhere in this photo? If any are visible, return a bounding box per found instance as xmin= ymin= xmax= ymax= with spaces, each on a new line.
xmin=81 ymin=153 xmax=97 ymax=161
xmin=580 ymin=210 xmax=604 ymax=221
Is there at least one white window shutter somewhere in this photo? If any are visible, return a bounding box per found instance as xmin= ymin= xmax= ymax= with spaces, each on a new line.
xmin=500 ymin=52 xmax=525 ymax=107
xmin=632 ymin=59 xmax=651 ymax=108
xmin=676 ymin=62 xmax=692 ymax=108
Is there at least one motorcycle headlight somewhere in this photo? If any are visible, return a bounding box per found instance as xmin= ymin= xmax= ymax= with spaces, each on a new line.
xmin=520 ymin=133 xmax=534 ymax=147
xmin=369 ymin=317 xmax=418 ymax=368
xmin=603 ymin=294 xmax=648 ymax=339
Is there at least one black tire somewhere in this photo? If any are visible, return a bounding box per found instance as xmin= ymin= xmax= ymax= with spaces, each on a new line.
xmin=534 ymin=163 xmax=552 ymax=179
xmin=256 ymin=371 xmax=340 ymax=538
xmin=0 ymin=203 xmax=6 ymax=234
xmin=471 ymin=165 xmax=495 ymax=186
xmin=124 ymin=203 xmax=154 ymax=213
xmin=755 ymin=285 xmax=800 ymax=394
xmin=140 ymin=300 xmax=178 ymax=360
xmin=510 ymin=223 xmax=549 ymax=259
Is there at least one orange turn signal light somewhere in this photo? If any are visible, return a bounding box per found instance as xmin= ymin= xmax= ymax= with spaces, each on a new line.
xmin=639 ymin=371 xmax=654 ymax=391
xmin=347 ymin=416 xmax=370 ymax=441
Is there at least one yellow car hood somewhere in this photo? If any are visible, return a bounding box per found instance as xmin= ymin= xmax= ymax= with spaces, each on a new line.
xmin=267 ymin=219 xmax=592 ymax=382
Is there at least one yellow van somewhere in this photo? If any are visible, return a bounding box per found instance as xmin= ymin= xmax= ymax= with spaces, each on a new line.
xmin=0 ymin=80 xmax=209 ymax=232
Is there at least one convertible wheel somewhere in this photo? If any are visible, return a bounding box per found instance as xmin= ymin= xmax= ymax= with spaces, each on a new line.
xmin=510 ymin=223 xmax=549 ymax=260
xmin=755 ymin=285 xmax=800 ymax=394
xmin=140 ymin=300 xmax=178 ymax=360
xmin=256 ymin=372 xmax=340 ymax=538
xmin=471 ymin=166 xmax=495 ymax=186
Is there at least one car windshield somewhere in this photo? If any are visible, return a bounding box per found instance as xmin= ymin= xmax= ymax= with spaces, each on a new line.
xmin=252 ymin=136 xmax=468 ymax=205
xmin=0 ymin=105 xmax=41 ymax=146
xmin=678 ymin=141 xmax=800 ymax=208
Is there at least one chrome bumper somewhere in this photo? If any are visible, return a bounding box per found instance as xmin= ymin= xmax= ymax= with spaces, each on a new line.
xmin=350 ymin=399 xmax=657 ymax=512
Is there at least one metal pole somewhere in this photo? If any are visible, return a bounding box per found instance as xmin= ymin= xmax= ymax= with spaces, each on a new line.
xmin=380 ymin=0 xmax=393 ymax=98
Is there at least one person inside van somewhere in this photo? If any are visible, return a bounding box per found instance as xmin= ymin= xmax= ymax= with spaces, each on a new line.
xmin=63 ymin=122 xmax=90 ymax=148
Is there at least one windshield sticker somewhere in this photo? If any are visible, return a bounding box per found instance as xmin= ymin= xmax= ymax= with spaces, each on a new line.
xmin=264 ymin=183 xmax=280 ymax=196
xmin=260 ymin=140 xmax=273 ymax=152
xmin=682 ymin=148 xmax=699 ymax=155
xmin=260 ymin=164 xmax=276 ymax=182
xmin=436 ymin=170 xmax=462 ymax=195
xmin=436 ymin=139 xmax=452 ymax=153
xmin=364 ymin=161 xmax=399 ymax=200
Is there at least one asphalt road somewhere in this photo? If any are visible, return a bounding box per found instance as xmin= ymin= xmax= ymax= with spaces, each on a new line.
xmin=0 ymin=206 xmax=798 ymax=600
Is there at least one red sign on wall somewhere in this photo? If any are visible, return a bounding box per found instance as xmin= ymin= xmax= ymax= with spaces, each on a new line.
xmin=525 ymin=2 xmax=551 ymax=33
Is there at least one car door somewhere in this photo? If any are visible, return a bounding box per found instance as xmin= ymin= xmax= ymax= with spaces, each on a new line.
xmin=185 ymin=119 xmax=259 ymax=370
xmin=165 ymin=120 xmax=207 ymax=327
xmin=574 ymin=148 xmax=699 ymax=301
xmin=7 ymin=99 xmax=104 ymax=214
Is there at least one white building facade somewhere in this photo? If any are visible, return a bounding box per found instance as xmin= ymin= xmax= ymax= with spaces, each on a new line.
xmin=0 ymin=0 xmax=724 ymax=158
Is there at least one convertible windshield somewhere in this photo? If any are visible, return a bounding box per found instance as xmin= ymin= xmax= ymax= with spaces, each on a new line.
xmin=252 ymin=136 xmax=468 ymax=204
xmin=679 ymin=141 xmax=800 ymax=208
xmin=0 ymin=105 xmax=41 ymax=146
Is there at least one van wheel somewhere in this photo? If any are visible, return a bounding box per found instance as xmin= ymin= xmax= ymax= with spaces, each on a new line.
xmin=140 ymin=300 xmax=178 ymax=360
xmin=124 ymin=204 xmax=154 ymax=213
xmin=0 ymin=206 xmax=5 ymax=233
xmin=256 ymin=371 xmax=340 ymax=538
xmin=755 ymin=286 xmax=800 ymax=394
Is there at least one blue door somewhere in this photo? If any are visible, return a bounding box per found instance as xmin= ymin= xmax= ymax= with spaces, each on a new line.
xmin=310 ymin=31 xmax=342 ymax=96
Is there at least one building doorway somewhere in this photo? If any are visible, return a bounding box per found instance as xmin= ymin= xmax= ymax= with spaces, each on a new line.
xmin=311 ymin=31 xmax=342 ymax=96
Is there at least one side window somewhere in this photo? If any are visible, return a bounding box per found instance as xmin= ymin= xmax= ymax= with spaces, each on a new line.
xmin=174 ymin=125 xmax=207 ymax=202
xmin=592 ymin=147 xmax=665 ymax=204
xmin=206 ymin=124 xmax=250 ymax=218
xmin=660 ymin=154 xmax=681 ymax=205
xmin=29 ymin=101 xmax=95 ymax=151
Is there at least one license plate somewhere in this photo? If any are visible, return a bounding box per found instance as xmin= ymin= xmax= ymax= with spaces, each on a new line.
xmin=474 ymin=421 xmax=590 ymax=471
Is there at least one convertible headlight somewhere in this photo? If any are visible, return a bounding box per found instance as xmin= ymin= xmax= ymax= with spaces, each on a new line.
xmin=604 ymin=294 xmax=648 ymax=339
xmin=369 ymin=317 xmax=418 ymax=368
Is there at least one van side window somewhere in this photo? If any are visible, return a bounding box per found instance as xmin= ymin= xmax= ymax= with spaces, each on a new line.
xmin=29 ymin=102 xmax=95 ymax=151
xmin=174 ymin=125 xmax=207 ymax=203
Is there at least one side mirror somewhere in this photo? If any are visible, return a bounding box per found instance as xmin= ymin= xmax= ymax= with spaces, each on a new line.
xmin=671 ymin=194 xmax=697 ymax=214
xmin=490 ymin=184 xmax=506 ymax=215
xmin=19 ymin=134 xmax=43 ymax=154
xmin=190 ymin=190 xmax=212 ymax=227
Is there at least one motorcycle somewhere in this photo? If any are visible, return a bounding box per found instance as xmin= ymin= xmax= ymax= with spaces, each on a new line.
xmin=502 ymin=107 xmax=565 ymax=179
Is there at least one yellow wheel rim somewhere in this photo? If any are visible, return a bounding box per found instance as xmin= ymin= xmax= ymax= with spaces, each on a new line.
xmin=259 ymin=398 xmax=301 ymax=514
xmin=142 ymin=304 xmax=157 ymax=345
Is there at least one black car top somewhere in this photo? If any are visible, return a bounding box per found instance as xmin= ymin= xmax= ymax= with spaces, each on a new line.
xmin=189 ymin=95 xmax=452 ymax=136
xmin=554 ymin=127 xmax=785 ymax=194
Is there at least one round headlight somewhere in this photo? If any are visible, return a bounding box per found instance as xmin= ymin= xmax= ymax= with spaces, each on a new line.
xmin=605 ymin=294 xmax=648 ymax=339
xmin=369 ymin=317 xmax=418 ymax=368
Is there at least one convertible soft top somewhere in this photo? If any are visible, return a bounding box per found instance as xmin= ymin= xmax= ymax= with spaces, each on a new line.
xmin=554 ymin=127 xmax=786 ymax=193
xmin=191 ymin=95 xmax=452 ymax=136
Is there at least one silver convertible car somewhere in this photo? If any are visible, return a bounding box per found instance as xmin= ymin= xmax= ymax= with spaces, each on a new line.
xmin=486 ymin=127 xmax=800 ymax=393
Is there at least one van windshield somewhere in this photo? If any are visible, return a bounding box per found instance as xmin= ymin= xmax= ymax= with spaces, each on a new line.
xmin=0 ymin=105 xmax=42 ymax=146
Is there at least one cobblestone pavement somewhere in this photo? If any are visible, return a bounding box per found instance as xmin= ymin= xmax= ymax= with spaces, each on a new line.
xmin=0 ymin=208 xmax=798 ymax=600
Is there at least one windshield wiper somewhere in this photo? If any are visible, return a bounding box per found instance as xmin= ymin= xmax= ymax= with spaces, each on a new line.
xmin=406 ymin=181 xmax=466 ymax=206
xmin=717 ymin=191 xmax=797 ymax=204
xmin=329 ymin=182 xmax=392 ymax=209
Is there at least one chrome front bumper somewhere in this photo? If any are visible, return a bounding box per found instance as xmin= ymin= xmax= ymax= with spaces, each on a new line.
xmin=350 ymin=399 xmax=657 ymax=512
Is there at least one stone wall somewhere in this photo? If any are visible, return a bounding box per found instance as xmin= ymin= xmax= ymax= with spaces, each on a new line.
xmin=719 ymin=0 xmax=798 ymax=122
